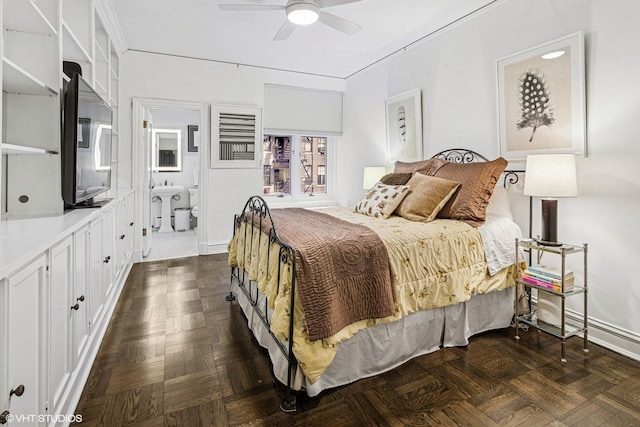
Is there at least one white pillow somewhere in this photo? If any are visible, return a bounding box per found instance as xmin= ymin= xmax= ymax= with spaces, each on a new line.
xmin=354 ymin=182 xmax=410 ymax=218
xmin=485 ymin=185 xmax=513 ymax=220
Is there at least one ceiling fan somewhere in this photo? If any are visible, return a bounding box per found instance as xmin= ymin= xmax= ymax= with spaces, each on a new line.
xmin=219 ymin=0 xmax=363 ymax=41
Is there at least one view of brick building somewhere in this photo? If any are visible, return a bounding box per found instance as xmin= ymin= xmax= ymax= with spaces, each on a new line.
xmin=263 ymin=135 xmax=327 ymax=195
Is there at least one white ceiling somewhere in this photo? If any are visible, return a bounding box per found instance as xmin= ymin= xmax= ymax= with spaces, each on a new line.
xmin=111 ymin=0 xmax=497 ymax=79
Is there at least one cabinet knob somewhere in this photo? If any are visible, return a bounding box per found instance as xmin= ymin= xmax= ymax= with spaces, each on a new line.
xmin=120 ymin=234 xmax=125 ymax=240
xmin=129 ymin=222 xmax=134 ymax=226
xmin=71 ymin=303 xmax=80 ymax=311
xmin=1 ymin=410 xmax=9 ymax=424
xmin=10 ymin=385 xmax=24 ymax=397
xmin=104 ymin=256 xmax=111 ymax=263
xmin=77 ymin=295 xmax=85 ymax=302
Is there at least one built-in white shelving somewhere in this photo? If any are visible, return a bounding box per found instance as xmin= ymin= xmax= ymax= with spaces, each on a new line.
xmin=3 ymin=0 xmax=58 ymax=35
xmin=2 ymin=57 xmax=58 ymax=95
xmin=1 ymin=143 xmax=58 ymax=156
xmin=1 ymin=0 xmax=122 ymax=217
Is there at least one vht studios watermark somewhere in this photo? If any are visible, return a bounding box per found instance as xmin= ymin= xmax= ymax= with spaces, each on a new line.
xmin=3 ymin=413 xmax=83 ymax=423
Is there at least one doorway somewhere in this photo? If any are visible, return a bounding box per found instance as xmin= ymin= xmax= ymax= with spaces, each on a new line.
xmin=132 ymin=98 xmax=208 ymax=262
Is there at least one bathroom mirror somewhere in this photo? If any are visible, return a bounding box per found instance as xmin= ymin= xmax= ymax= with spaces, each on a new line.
xmin=152 ymin=128 xmax=182 ymax=171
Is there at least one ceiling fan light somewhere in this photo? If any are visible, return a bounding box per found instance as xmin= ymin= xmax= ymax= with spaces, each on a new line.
xmin=287 ymin=3 xmax=319 ymax=25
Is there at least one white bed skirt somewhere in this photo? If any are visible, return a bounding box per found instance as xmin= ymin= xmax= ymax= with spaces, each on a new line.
xmin=232 ymin=279 xmax=514 ymax=397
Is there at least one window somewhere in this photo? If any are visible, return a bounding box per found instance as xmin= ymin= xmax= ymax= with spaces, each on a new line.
xmin=263 ymin=165 xmax=271 ymax=186
xmin=263 ymin=134 xmax=328 ymax=196
xmin=317 ymin=165 xmax=326 ymax=185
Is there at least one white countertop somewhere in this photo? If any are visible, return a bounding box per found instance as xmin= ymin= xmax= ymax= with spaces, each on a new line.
xmin=0 ymin=189 xmax=133 ymax=279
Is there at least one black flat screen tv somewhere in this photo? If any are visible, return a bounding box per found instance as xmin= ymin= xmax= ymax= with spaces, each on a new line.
xmin=61 ymin=74 xmax=113 ymax=208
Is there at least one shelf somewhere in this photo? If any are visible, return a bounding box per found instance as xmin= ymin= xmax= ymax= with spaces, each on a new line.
xmin=62 ymin=20 xmax=92 ymax=63
xmin=516 ymin=313 xmax=584 ymax=339
xmin=2 ymin=57 xmax=58 ymax=95
xmin=93 ymin=79 xmax=108 ymax=99
xmin=94 ymin=40 xmax=109 ymax=63
xmin=3 ymin=0 xmax=57 ymax=35
xmin=517 ymin=280 xmax=585 ymax=296
xmin=2 ymin=143 xmax=58 ymax=155
xmin=519 ymin=239 xmax=585 ymax=254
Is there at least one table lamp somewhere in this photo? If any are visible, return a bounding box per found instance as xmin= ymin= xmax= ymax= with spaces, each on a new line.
xmin=524 ymin=153 xmax=578 ymax=246
xmin=362 ymin=166 xmax=387 ymax=189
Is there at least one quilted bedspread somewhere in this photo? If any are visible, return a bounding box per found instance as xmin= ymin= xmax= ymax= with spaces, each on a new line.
xmin=228 ymin=206 xmax=517 ymax=383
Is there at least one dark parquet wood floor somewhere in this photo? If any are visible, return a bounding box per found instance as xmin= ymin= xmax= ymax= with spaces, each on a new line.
xmin=73 ymin=253 xmax=640 ymax=426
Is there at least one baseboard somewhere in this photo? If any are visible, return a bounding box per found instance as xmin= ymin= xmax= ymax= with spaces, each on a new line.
xmin=532 ymin=296 xmax=640 ymax=363
xmin=566 ymin=309 xmax=640 ymax=362
xmin=207 ymin=241 xmax=229 ymax=254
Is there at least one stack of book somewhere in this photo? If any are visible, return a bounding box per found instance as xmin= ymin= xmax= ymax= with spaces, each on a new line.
xmin=522 ymin=264 xmax=575 ymax=292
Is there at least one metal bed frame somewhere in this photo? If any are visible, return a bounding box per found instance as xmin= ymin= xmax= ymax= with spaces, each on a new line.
xmin=228 ymin=149 xmax=526 ymax=412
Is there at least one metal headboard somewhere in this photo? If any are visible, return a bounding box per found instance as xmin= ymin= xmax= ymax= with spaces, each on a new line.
xmin=430 ymin=148 xmax=530 ymax=238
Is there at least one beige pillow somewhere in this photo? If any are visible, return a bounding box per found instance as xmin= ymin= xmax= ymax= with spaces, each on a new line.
xmin=354 ymin=183 xmax=410 ymax=219
xmin=395 ymin=173 xmax=460 ymax=222
xmin=394 ymin=158 xmax=447 ymax=175
xmin=432 ymin=157 xmax=508 ymax=226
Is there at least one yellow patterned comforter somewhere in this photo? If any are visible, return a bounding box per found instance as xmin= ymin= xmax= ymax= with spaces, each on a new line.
xmin=228 ymin=206 xmax=517 ymax=383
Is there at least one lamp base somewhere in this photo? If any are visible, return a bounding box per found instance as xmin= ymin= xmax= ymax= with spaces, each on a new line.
xmin=534 ymin=238 xmax=563 ymax=247
xmin=539 ymin=198 xmax=560 ymax=246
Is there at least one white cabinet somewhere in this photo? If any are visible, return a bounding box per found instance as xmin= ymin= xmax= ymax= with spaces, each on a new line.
xmin=3 ymin=255 xmax=48 ymax=424
xmin=102 ymin=207 xmax=115 ymax=301
xmin=48 ymin=237 xmax=74 ymax=417
xmin=114 ymin=193 xmax=135 ymax=279
xmin=88 ymin=217 xmax=105 ymax=329
xmin=72 ymin=225 xmax=91 ymax=365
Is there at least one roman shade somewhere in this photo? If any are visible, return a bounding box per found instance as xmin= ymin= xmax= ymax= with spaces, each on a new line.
xmin=264 ymin=84 xmax=343 ymax=136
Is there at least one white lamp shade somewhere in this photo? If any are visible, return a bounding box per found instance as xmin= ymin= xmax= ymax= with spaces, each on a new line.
xmin=524 ymin=154 xmax=578 ymax=198
xmin=362 ymin=166 xmax=387 ymax=189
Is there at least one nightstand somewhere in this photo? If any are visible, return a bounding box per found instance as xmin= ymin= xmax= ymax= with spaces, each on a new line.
xmin=514 ymin=239 xmax=588 ymax=363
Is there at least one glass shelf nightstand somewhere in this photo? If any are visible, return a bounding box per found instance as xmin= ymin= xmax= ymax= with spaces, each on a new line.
xmin=514 ymin=239 xmax=589 ymax=363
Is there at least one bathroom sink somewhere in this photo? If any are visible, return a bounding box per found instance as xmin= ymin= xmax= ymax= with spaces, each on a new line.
xmin=152 ymin=185 xmax=184 ymax=197
xmin=152 ymin=185 xmax=184 ymax=232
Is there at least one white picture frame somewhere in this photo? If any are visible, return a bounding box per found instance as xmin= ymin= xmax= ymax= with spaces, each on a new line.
xmin=385 ymin=89 xmax=422 ymax=164
xmin=497 ymin=32 xmax=586 ymax=160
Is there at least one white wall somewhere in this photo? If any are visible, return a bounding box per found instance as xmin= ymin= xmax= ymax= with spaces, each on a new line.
xmin=119 ymin=52 xmax=345 ymax=250
xmin=343 ymin=0 xmax=640 ymax=359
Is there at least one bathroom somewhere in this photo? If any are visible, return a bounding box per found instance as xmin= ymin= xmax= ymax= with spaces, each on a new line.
xmin=148 ymin=107 xmax=200 ymax=261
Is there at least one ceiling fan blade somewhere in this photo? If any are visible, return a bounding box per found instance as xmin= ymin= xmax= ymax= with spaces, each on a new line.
xmin=316 ymin=0 xmax=362 ymax=8
xmin=318 ymin=11 xmax=361 ymax=35
xmin=219 ymin=4 xmax=285 ymax=11
xmin=273 ymin=19 xmax=296 ymax=41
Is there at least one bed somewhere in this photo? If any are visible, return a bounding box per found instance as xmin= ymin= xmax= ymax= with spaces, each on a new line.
xmin=227 ymin=149 xmax=526 ymax=412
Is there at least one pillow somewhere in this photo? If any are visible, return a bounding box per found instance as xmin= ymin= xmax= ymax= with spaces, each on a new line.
xmin=486 ymin=185 xmax=513 ymax=220
xmin=395 ymin=173 xmax=460 ymax=222
xmin=394 ymin=158 xmax=447 ymax=175
xmin=432 ymin=157 xmax=508 ymax=226
xmin=379 ymin=172 xmax=412 ymax=186
xmin=354 ymin=183 xmax=410 ymax=219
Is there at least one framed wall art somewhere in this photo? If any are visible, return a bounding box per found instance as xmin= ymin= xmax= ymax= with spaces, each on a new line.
xmin=497 ymin=32 xmax=586 ymax=160
xmin=187 ymin=124 xmax=199 ymax=152
xmin=386 ymin=89 xmax=422 ymax=164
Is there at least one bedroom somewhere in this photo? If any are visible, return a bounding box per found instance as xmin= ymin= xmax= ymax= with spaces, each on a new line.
xmin=117 ymin=0 xmax=639 ymax=361
xmin=0 ymin=0 xmax=639 ymax=424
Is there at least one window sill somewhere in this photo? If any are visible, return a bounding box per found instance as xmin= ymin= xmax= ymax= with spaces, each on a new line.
xmin=262 ymin=194 xmax=339 ymax=209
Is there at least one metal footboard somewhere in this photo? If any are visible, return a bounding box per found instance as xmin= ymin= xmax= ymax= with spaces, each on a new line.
xmin=228 ymin=195 xmax=299 ymax=412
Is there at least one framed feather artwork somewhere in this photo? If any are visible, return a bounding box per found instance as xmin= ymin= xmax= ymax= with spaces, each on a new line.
xmin=386 ymin=89 xmax=422 ymax=164
xmin=497 ymin=32 xmax=586 ymax=160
